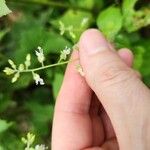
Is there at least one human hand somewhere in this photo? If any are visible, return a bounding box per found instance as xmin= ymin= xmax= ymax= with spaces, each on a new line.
xmin=52 ymin=29 xmax=150 ymax=150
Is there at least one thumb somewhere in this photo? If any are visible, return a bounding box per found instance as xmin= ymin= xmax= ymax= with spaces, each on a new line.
xmin=79 ymin=29 xmax=150 ymax=149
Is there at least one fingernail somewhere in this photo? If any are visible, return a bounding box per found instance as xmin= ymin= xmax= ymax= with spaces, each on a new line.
xmin=79 ymin=29 xmax=109 ymax=55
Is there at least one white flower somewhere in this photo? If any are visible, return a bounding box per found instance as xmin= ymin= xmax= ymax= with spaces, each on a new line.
xmin=59 ymin=46 xmax=71 ymax=61
xmin=64 ymin=46 xmax=71 ymax=55
xmin=33 ymin=73 xmax=45 ymax=85
xmin=35 ymin=144 xmax=48 ymax=150
xmin=35 ymin=46 xmax=45 ymax=63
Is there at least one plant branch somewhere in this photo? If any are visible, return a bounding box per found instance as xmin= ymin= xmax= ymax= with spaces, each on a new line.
xmin=15 ymin=58 xmax=78 ymax=73
xmin=7 ymin=0 xmax=91 ymax=12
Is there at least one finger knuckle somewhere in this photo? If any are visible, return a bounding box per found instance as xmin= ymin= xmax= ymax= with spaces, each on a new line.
xmin=96 ymin=62 xmax=136 ymax=88
xmin=101 ymin=65 xmax=135 ymax=86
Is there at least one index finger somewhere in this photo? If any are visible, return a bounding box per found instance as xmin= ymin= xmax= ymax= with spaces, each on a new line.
xmin=51 ymin=50 xmax=93 ymax=149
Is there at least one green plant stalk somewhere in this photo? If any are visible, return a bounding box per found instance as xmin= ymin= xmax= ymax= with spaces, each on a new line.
xmin=7 ymin=0 xmax=91 ymax=12
xmin=15 ymin=58 xmax=78 ymax=73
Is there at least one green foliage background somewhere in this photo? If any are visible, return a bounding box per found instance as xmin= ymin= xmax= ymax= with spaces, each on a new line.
xmin=0 ymin=0 xmax=150 ymax=149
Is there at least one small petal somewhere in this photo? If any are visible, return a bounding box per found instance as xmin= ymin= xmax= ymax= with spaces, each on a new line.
xmin=27 ymin=132 xmax=35 ymax=145
xmin=12 ymin=72 xmax=20 ymax=83
xmin=8 ymin=59 xmax=16 ymax=69
xmin=26 ymin=54 xmax=31 ymax=61
xmin=25 ymin=54 xmax=31 ymax=69
xmin=18 ymin=64 xmax=24 ymax=71
xmin=35 ymin=47 xmax=45 ymax=63
xmin=33 ymin=73 xmax=45 ymax=85
xmin=35 ymin=144 xmax=48 ymax=150
xmin=3 ymin=67 xmax=15 ymax=75
xmin=59 ymin=46 xmax=71 ymax=62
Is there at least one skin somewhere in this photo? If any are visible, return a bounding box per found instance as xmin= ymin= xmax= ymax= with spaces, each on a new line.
xmin=52 ymin=29 xmax=150 ymax=150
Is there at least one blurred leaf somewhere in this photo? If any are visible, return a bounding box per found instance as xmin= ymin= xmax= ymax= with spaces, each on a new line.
xmin=26 ymin=101 xmax=54 ymax=136
xmin=139 ymin=40 xmax=150 ymax=81
xmin=77 ymin=0 xmax=95 ymax=9
xmin=0 ymin=29 xmax=9 ymax=41
xmin=12 ymin=74 xmax=32 ymax=89
xmin=51 ymin=9 xmax=93 ymax=42
xmin=52 ymin=72 xmax=64 ymax=99
xmin=0 ymin=93 xmax=11 ymax=113
xmin=0 ymin=132 xmax=23 ymax=149
xmin=133 ymin=46 xmax=145 ymax=70
xmin=0 ymin=119 xmax=12 ymax=133
xmin=123 ymin=0 xmax=150 ymax=32
xmin=115 ymin=32 xmax=140 ymax=49
xmin=0 ymin=0 xmax=11 ymax=17
xmin=115 ymin=33 xmax=131 ymax=49
xmin=97 ymin=6 xmax=123 ymax=41
xmin=0 ymin=145 xmax=4 ymax=150
xmin=24 ymin=87 xmax=54 ymax=137
xmin=122 ymin=0 xmax=138 ymax=15
xmin=13 ymin=25 xmax=71 ymax=64
xmin=27 ymin=87 xmax=52 ymax=102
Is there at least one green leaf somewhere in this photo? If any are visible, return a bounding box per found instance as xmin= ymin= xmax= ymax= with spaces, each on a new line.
xmin=97 ymin=6 xmax=123 ymax=41
xmin=132 ymin=42 xmax=150 ymax=86
xmin=122 ymin=0 xmax=138 ymax=15
xmin=52 ymin=72 xmax=64 ymax=99
xmin=0 ymin=0 xmax=11 ymax=17
xmin=115 ymin=33 xmax=131 ymax=49
xmin=0 ymin=145 xmax=4 ymax=150
xmin=0 ymin=119 xmax=12 ymax=133
xmin=123 ymin=0 xmax=150 ymax=32
xmin=133 ymin=46 xmax=145 ymax=70
xmin=0 ymin=132 xmax=24 ymax=149
xmin=139 ymin=40 xmax=150 ymax=77
xmin=12 ymin=74 xmax=32 ymax=89
xmin=25 ymin=101 xmax=54 ymax=136
xmin=77 ymin=0 xmax=95 ymax=9
xmin=12 ymin=24 xmax=71 ymax=64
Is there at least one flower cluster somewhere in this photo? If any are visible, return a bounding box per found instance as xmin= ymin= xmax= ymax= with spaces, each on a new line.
xmin=3 ymin=55 xmax=31 ymax=83
xmin=3 ymin=46 xmax=46 ymax=85
xmin=3 ymin=44 xmax=86 ymax=86
xmin=32 ymin=72 xmax=45 ymax=85
xmin=59 ymin=17 xmax=89 ymax=39
xmin=35 ymin=145 xmax=48 ymax=150
xmin=59 ymin=46 xmax=71 ymax=62
xmin=21 ymin=133 xmax=48 ymax=150
xmin=35 ymin=46 xmax=45 ymax=65
xmin=59 ymin=21 xmax=76 ymax=39
xmin=3 ymin=46 xmax=74 ymax=86
xmin=3 ymin=17 xmax=90 ymax=86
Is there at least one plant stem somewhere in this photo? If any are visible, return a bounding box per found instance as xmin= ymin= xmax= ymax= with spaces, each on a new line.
xmin=41 ymin=62 xmax=44 ymax=67
xmin=7 ymin=0 xmax=91 ymax=12
xmin=17 ymin=58 xmax=78 ymax=73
